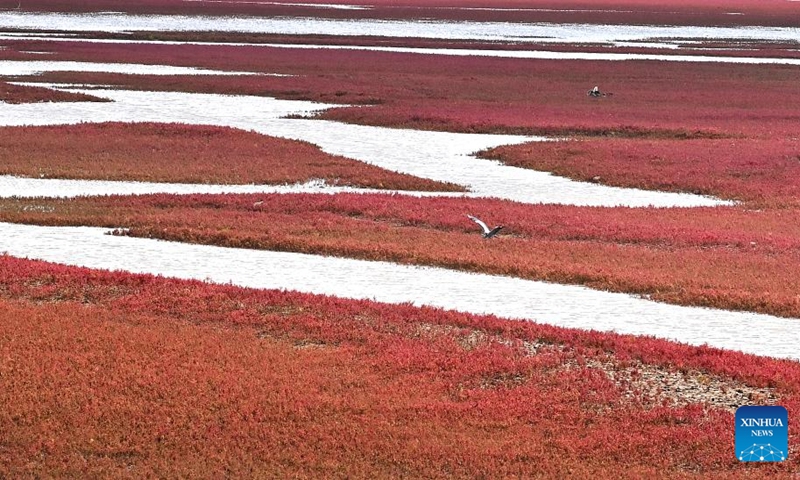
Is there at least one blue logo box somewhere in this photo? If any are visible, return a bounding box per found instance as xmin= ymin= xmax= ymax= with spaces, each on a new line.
xmin=735 ymin=405 xmax=788 ymax=462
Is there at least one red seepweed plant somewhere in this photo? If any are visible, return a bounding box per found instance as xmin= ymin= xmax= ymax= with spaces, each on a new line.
xmin=2 ymin=2 xmax=800 ymax=475
xmin=0 ymin=81 xmax=109 ymax=103
xmin=0 ymin=122 xmax=461 ymax=191
xmin=483 ymin=137 xmax=800 ymax=206
xmin=0 ymin=254 xmax=798 ymax=477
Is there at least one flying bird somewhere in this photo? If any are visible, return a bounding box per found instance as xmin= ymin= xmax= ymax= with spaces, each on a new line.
xmin=467 ymin=214 xmax=504 ymax=239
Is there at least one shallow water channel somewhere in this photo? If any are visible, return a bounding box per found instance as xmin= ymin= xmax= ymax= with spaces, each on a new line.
xmin=2 ymin=12 xmax=799 ymax=47
xmin=0 ymin=85 xmax=727 ymax=207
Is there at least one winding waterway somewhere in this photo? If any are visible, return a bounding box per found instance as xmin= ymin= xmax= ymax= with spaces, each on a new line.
xmin=0 ymin=176 xmax=467 ymax=198
xmin=2 ymin=222 xmax=798 ymax=361
xmin=2 ymin=12 xmax=799 ymax=47
xmin=0 ymin=84 xmax=728 ymax=207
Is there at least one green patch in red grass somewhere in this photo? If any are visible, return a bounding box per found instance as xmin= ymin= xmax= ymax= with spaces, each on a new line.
xmin=0 ymin=122 xmax=463 ymax=191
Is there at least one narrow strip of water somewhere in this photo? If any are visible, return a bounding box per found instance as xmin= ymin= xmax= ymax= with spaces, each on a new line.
xmin=2 ymin=13 xmax=798 ymax=45
xmin=0 ymin=86 xmax=729 ymax=207
xmin=2 ymin=222 xmax=797 ymax=361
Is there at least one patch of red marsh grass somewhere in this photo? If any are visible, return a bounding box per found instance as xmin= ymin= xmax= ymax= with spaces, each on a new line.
xmin=18 ymin=71 xmax=385 ymax=106
xmin=363 ymin=0 xmax=800 ymax=27
xmin=26 ymin=31 xmax=800 ymax=60
xmin=11 ymin=41 xmax=800 ymax=137
xmin=0 ymin=81 xmax=109 ymax=104
xmin=0 ymin=122 xmax=462 ymax=191
xmin=483 ymin=137 xmax=800 ymax=206
xmin=672 ymin=41 xmax=800 ymax=59
xmin=309 ymin=59 xmax=800 ymax=138
xmin=0 ymin=254 xmax=798 ymax=478
xmin=6 ymin=193 xmax=800 ymax=318
xmin=384 ymin=0 xmax=800 ymax=27
xmin=0 ymin=47 xmax=30 ymax=61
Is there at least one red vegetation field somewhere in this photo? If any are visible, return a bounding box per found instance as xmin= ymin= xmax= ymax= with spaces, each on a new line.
xmin=483 ymin=137 xmax=800 ymax=206
xmin=3 ymin=1 xmax=800 ymax=474
xmin=1 ymin=254 xmax=798 ymax=477
xmin=0 ymin=81 xmax=109 ymax=104
xmin=6 ymin=40 xmax=799 ymax=140
xmin=5 ymin=193 xmax=800 ymax=319
xmin=313 ymin=59 xmax=800 ymax=139
xmin=11 ymin=30 xmax=800 ymax=61
xmin=0 ymin=122 xmax=460 ymax=191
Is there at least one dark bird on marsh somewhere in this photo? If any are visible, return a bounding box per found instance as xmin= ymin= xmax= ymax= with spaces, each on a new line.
xmin=467 ymin=214 xmax=504 ymax=239
xmin=588 ymin=85 xmax=612 ymax=97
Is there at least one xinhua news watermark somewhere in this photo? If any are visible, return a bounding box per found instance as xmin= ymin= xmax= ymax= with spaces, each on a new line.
xmin=735 ymin=406 xmax=788 ymax=462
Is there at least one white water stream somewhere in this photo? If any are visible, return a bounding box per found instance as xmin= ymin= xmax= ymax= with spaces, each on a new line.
xmin=0 ymin=85 xmax=728 ymax=207
xmin=0 ymin=176 xmax=468 ymax=198
xmin=1 ymin=222 xmax=797 ymax=361
xmin=2 ymin=12 xmax=798 ymax=46
xmin=0 ymin=59 xmax=263 ymax=76
xmin=256 ymin=43 xmax=800 ymax=66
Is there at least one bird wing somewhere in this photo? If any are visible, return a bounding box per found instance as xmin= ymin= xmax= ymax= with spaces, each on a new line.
xmin=466 ymin=214 xmax=490 ymax=234
xmin=486 ymin=226 xmax=504 ymax=238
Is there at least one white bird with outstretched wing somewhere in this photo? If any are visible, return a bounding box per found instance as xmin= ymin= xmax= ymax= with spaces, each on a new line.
xmin=467 ymin=215 xmax=504 ymax=239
